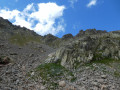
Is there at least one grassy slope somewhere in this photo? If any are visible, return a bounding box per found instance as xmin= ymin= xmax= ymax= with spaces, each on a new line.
xmin=9 ymin=33 xmax=42 ymax=46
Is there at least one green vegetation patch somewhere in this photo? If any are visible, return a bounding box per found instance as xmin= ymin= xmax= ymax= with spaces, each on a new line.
xmin=28 ymin=62 xmax=76 ymax=89
xmin=84 ymin=57 xmax=120 ymax=77
xmin=92 ymin=58 xmax=117 ymax=66
xmin=9 ymin=33 xmax=41 ymax=46
xmin=114 ymin=71 xmax=120 ymax=77
xmin=36 ymin=63 xmax=66 ymax=80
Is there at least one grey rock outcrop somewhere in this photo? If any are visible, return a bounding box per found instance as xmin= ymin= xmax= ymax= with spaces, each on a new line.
xmin=43 ymin=34 xmax=58 ymax=43
xmin=62 ymin=34 xmax=73 ymax=40
xmin=75 ymin=29 xmax=107 ymax=37
xmin=46 ymin=34 xmax=120 ymax=69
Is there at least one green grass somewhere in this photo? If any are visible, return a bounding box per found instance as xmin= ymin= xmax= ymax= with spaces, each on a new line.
xmin=36 ymin=63 xmax=66 ymax=81
xmin=84 ymin=58 xmax=120 ymax=77
xmin=84 ymin=57 xmax=120 ymax=69
xmin=46 ymin=39 xmax=62 ymax=48
xmin=35 ymin=62 xmax=76 ymax=81
xmin=114 ymin=71 xmax=120 ymax=77
xmin=9 ymin=33 xmax=41 ymax=46
xmin=92 ymin=58 xmax=117 ymax=65
xmin=81 ymin=51 xmax=120 ymax=78
xmin=28 ymin=62 xmax=76 ymax=89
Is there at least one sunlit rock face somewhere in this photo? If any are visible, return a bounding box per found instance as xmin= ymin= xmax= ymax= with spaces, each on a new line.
xmin=46 ymin=32 xmax=120 ymax=69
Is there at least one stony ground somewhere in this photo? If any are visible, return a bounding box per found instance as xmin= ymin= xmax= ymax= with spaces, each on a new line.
xmin=0 ymin=40 xmax=120 ymax=90
xmin=0 ymin=40 xmax=55 ymax=90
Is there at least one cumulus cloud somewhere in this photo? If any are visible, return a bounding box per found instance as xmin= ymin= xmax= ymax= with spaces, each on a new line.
xmin=69 ymin=0 xmax=78 ymax=8
xmin=0 ymin=3 xmax=65 ymax=36
xmin=87 ymin=0 xmax=97 ymax=7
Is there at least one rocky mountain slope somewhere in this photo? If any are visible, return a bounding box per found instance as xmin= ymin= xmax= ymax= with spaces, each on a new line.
xmin=0 ymin=17 xmax=120 ymax=90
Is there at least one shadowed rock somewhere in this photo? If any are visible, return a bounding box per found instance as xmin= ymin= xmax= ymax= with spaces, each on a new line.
xmin=62 ymin=34 xmax=73 ymax=40
xmin=0 ymin=56 xmax=11 ymax=65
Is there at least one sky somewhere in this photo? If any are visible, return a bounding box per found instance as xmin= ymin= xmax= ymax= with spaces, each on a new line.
xmin=0 ymin=0 xmax=120 ymax=37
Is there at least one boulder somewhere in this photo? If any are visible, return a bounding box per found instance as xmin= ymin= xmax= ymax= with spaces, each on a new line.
xmin=101 ymin=75 xmax=107 ymax=79
xmin=0 ymin=56 xmax=11 ymax=65
xmin=59 ymin=81 xmax=66 ymax=87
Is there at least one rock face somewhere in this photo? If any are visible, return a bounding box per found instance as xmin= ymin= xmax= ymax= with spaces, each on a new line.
xmin=0 ymin=17 xmax=13 ymax=29
xmin=62 ymin=34 xmax=73 ymax=40
xmin=43 ymin=34 xmax=58 ymax=43
xmin=75 ymin=29 xmax=107 ymax=37
xmin=46 ymin=34 xmax=120 ymax=69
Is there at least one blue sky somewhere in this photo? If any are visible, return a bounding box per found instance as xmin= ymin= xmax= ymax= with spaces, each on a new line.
xmin=0 ymin=0 xmax=120 ymax=37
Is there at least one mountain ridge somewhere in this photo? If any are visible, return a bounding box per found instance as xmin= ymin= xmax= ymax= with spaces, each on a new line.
xmin=1 ymin=16 xmax=120 ymax=47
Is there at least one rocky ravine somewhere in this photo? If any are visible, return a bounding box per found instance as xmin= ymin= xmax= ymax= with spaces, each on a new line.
xmin=0 ymin=17 xmax=120 ymax=90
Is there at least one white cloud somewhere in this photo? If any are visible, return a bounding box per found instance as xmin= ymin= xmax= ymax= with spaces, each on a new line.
xmin=0 ymin=3 xmax=65 ymax=36
xmin=87 ymin=0 xmax=97 ymax=7
xmin=0 ymin=9 xmax=20 ymax=20
xmin=69 ymin=0 xmax=78 ymax=8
